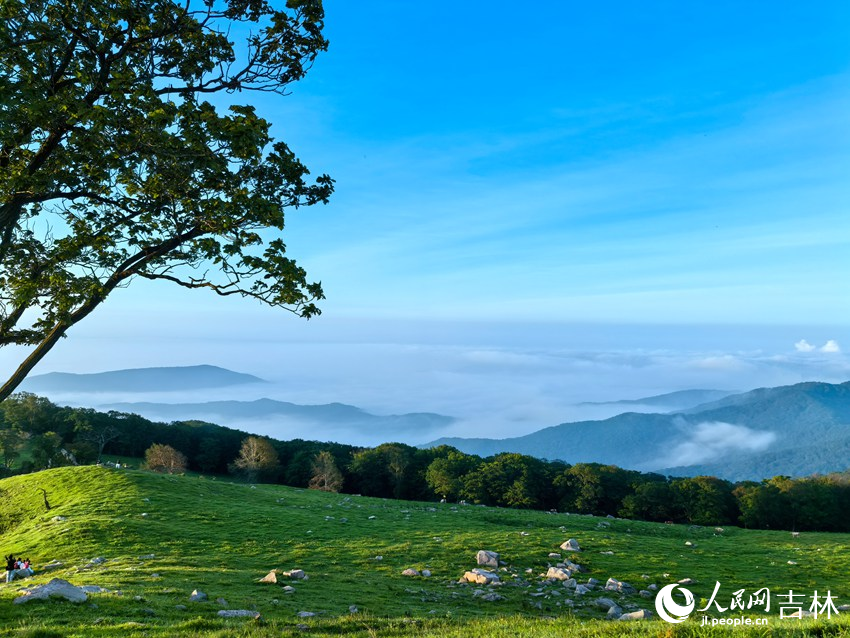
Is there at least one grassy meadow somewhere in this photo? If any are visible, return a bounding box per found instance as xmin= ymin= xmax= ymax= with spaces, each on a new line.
xmin=0 ymin=466 xmax=849 ymax=636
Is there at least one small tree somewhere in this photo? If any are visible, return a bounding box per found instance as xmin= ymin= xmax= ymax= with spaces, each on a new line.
xmin=308 ymin=450 xmax=343 ymax=492
xmin=145 ymin=443 xmax=187 ymax=474
xmin=232 ymin=436 xmax=280 ymax=482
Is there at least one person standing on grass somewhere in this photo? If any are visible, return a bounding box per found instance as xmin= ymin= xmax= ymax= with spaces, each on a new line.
xmin=5 ymin=554 xmax=16 ymax=583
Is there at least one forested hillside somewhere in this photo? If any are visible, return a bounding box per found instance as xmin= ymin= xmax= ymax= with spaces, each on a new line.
xmin=1 ymin=393 xmax=849 ymax=532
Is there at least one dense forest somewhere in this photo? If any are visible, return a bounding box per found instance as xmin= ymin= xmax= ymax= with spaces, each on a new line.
xmin=1 ymin=393 xmax=848 ymax=532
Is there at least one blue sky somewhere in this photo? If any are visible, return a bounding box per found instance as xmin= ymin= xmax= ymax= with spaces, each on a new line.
xmin=4 ymin=1 xmax=850 ymax=441
xmin=259 ymin=0 xmax=850 ymax=323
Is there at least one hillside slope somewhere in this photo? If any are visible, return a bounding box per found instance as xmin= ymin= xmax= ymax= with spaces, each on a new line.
xmin=0 ymin=467 xmax=848 ymax=636
xmin=427 ymin=381 xmax=850 ymax=480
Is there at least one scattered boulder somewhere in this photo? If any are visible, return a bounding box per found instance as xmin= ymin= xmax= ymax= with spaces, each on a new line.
xmin=560 ymin=539 xmax=581 ymax=552
xmin=594 ymin=597 xmax=618 ymax=610
xmin=259 ymin=571 xmax=278 ymax=584
xmin=421 ymin=569 xmax=432 ymax=577
xmin=476 ymin=550 xmax=500 ymax=569
xmin=401 ymin=569 xmax=420 ymax=577
xmin=678 ymin=578 xmax=695 ymax=585
xmin=80 ymin=586 xmax=110 ymax=594
xmin=284 ymin=569 xmax=306 ymax=580
xmin=548 ymin=553 xmax=561 ymax=559
xmin=282 ymin=586 xmax=296 ymax=594
xmin=218 ymin=610 xmax=260 ymax=618
xmin=605 ymin=578 xmax=636 ymax=594
xmin=14 ymin=579 xmax=88 ymax=605
xmin=606 ymin=605 xmax=623 ymax=619
xmin=619 ymin=610 xmax=652 ymax=621
xmin=480 ymin=592 xmax=504 ymax=602
xmin=349 ymin=605 xmax=358 ymax=613
xmin=297 ymin=611 xmax=316 ymax=618
xmin=189 ymin=589 xmax=207 ymax=602
xmin=139 ymin=554 xmax=155 ymax=560
xmin=639 ymin=590 xmax=653 ymax=598
xmin=574 ymin=584 xmax=590 ymax=595
xmin=51 ymin=516 xmax=67 ymax=522
xmin=545 ymin=567 xmax=572 ymax=581
xmin=461 ymin=569 xmax=500 ymax=585
xmin=42 ymin=560 xmax=64 ymax=572
xmin=216 ymin=597 xmax=228 ymax=607
xmin=175 ymin=604 xmax=188 ymax=611
xmin=562 ymin=578 xmax=577 ymax=589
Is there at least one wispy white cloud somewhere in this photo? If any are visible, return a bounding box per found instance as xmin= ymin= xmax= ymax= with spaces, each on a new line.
xmin=660 ymin=421 xmax=777 ymax=467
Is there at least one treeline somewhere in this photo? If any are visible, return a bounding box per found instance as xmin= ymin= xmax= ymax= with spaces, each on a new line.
xmin=1 ymin=393 xmax=849 ymax=532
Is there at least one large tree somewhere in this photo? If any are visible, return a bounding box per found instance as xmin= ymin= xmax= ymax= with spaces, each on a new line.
xmin=0 ymin=0 xmax=332 ymax=400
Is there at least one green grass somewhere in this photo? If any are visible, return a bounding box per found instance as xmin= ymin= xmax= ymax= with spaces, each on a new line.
xmin=0 ymin=466 xmax=849 ymax=636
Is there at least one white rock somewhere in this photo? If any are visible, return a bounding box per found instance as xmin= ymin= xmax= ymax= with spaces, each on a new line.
xmin=545 ymin=567 xmax=572 ymax=581
xmin=461 ymin=569 xmax=500 ymax=585
xmin=619 ymin=610 xmax=652 ymax=621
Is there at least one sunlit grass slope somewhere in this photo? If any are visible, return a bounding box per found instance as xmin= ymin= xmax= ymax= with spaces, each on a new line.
xmin=1 ymin=466 xmax=849 ymax=637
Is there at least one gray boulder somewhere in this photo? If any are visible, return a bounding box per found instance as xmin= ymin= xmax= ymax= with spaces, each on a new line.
xmin=605 ymin=578 xmax=636 ymax=594
xmin=189 ymin=589 xmax=208 ymax=602
xmin=560 ymin=539 xmax=581 ymax=552
xmin=14 ymin=579 xmax=87 ymax=604
xmin=606 ymin=605 xmax=623 ymax=619
xmin=476 ymin=550 xmax=500 ymax=569
xmin=594 ymin=597 xmax=618 ymax=610
xmin=218 ymin=610 xmax=261 ymax=618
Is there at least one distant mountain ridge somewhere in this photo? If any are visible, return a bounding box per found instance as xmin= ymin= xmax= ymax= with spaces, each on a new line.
xmin=578 ymin=389 xmax=735 ymax=410
xmin=425 ymin=381 xmax=850 ymax=481
xmin=101 ymin=398 xmax=454 ymax=435
xmin=21 ymin=365 xmax=265 ymax=393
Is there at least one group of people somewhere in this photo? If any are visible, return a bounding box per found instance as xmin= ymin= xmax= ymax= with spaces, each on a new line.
xmin=4 ymin=555 xmax=33 ymax=583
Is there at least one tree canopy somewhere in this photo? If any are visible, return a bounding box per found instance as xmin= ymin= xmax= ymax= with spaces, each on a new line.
xmin=0 ymin=0 xmax=332 ymax=399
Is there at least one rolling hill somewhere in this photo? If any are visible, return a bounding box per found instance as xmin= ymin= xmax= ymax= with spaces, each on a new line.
xmin=0 ymin=466 xmax=847 ymax=637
